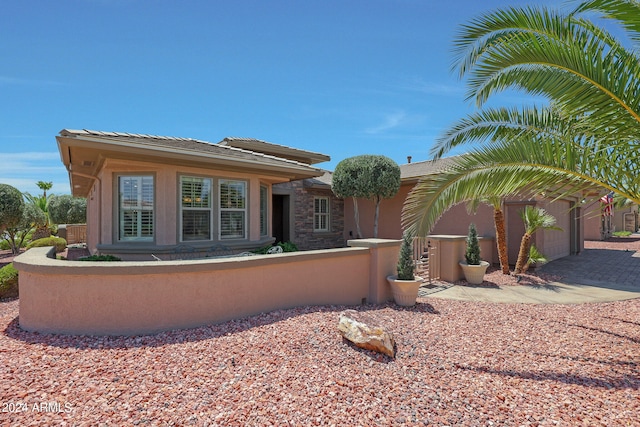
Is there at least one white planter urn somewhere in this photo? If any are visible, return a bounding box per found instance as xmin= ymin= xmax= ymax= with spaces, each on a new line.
xmin=387 ymin=276 xmax=423 ymax=307
xmin=459 ymin=261 xmax=490 ymax=285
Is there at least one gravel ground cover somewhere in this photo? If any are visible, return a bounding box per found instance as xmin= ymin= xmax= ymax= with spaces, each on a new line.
xmin=1 ymin=296 xmax=639 ymax=426
xmin=1 ymin=238 xmax=639 ymax=425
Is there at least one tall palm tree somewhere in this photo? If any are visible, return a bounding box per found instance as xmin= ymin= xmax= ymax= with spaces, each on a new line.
xmin=514 ymin=206 xmax=560 ymax=274
xmin=402 ymin=1 xmax=640 ymax=237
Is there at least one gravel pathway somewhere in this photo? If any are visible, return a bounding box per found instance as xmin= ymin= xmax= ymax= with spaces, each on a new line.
xmin=2 ymin=296 xmax=639 ymax=426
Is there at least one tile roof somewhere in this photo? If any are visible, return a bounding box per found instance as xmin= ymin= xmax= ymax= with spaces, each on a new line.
xmin=218 ymin=137 xmax=331 ymax=165
xmin=400 ymin=156 xmax=461 ymax=181
xmin=58 ymin=129 xmax=320 ymax=169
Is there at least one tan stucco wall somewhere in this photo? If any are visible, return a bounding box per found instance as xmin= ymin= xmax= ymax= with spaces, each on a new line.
xmin=15 ymin=241 xmax=401 ymax=336
xmin=86 ymin=159 xmax=289 ymax=256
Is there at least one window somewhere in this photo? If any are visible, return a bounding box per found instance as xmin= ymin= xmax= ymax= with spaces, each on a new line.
xmin=118 ymin=175 xmax=154 ymax=241
xmin=314 ymin=197 xmax=329 ymax=232
xmin=260 ymin=185 xmax=268 ymax=236
xmin=180 ymin=176 xmax=212 ymax=241
xmin=220 ymin=180 xmax=247 ymax=239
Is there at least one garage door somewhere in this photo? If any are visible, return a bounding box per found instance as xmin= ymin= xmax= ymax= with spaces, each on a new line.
xmin=543 ymin=200 xmax=571 ymax=261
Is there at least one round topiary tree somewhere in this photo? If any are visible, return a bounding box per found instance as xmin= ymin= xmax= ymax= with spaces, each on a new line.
xmin=48 ymin=195 xmax=87 ymax=225
xmin=332 ymin=155 xmax=401 ymax=238
xmin=0 ymin=184 xmax=24 ymax=233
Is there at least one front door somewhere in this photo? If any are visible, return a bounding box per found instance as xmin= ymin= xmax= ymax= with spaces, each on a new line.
xmin=272 ymin=194 xmax=290 ymax=244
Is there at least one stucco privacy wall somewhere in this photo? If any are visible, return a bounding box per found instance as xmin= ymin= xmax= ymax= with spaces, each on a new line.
xmin=15 ymin=240 xmax=400 ymax=336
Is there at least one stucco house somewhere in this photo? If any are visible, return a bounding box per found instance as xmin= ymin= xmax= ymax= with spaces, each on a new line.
xmin=339 ymin=157 xmax=586 ymax=266
xmin=56 ymin=129 xmax=334 ymax=260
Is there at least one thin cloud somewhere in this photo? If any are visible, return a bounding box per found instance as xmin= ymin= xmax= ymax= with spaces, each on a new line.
xmin=401 ymin=77 xmax=464 ymax=96
xmin=365 ymin=111 xmax=407 ymax=134
xmin=1 ymin=152 xmax=60 ymax=161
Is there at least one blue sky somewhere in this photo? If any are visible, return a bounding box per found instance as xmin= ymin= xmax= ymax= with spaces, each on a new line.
xmin=1 ymin=0 xmax=561 ymax=195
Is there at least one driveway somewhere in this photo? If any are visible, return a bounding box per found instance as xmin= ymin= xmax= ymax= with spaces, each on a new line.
xmin=423 ymin=236 xmax=640 ymax=304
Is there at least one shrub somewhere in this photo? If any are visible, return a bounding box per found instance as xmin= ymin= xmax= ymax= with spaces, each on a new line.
xmin=0 ymin=240 xmax=10 ymax=250
xmin=0 ymin=183 xmax=24 ymax=231
xmin=253 ymin=241 xmax=298 ymax=254
xmin=396 ymin=231 xmax=415 ymax=280
xmin=0 ymin=263 xmax=19 ymax=298
xmin=613 ymin=231 xmax=632 ymax=237
xmin=48 ymin=194 xmax=87 ymax=225
xmin=78 ymin=254 xmax=121 ymax=262
xmin=277 ymin=241 xmax=298 ymax=252
xmin=465 ymin=223 xmax=481 ymax=265
xmin=26 ymin=236 xmax=67 ymax=253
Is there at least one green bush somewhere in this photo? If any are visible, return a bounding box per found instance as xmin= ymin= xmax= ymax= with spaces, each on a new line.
xmin=26 ymin=236 xmax=67 ymax=253
xmin=277 ymin=241 xmax=298 ymax=252
xmin=613 ymin=231 xmax=632 ymax=237
xmin=396 ymin=231 xmax=415 ymax=280
xmin=0 ymin=263 xmax=19 ymax=298
xmin=78 ymin=254 xmax=121 ymax=262
xmin=253 ymin=241 xmax=299 ymax=254
xmin=0 ymin=240 xmax=10 ymax=250
xmin=465 ymin=223 xmax=481 ymax=265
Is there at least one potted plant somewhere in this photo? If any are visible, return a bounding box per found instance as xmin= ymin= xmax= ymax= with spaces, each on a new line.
xmin=459 ymin=223 xmax=489 ymax=285
xmin=387 ymin=231 xmax=423 ymax=306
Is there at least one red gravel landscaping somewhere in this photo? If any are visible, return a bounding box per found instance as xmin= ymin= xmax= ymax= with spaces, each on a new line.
xmin=1 ymin=296 xmax=639 ymax=426
xmin=1 ymin=237 xmax=639 ymax=425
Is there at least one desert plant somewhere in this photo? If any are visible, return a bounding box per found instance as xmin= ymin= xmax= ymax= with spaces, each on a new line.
xmin=78 ymin=254 xmax=121 ymax=261
xmin=26 ymin=236 xmax=67 ymax=253
xmin=514 ymin=206 xmax=560 ymax=274
xmin=525 ymin=245 xmax=548 ymax=273
xmin=0 ymin=263 xmax=19 ymax=298
xmin=396 ymin=231 xmax=415 ymax=280
xmin=465 ymin=223 xmax=481 ymax=265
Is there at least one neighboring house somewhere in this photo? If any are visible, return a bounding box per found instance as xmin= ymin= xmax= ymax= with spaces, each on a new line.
xmin=56 ymin=129 xmax=331 ymax=260
xmin=583 ymin=197 xmax=639 ymax=240
xmin=342 ymin=156 xmax=585 ymax=265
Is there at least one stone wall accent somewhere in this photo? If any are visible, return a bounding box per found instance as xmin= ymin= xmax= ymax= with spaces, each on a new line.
xmin=274 ymin=180 xmax=345 ymax=250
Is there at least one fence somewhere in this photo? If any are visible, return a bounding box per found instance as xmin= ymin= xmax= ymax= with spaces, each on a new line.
xmin=14 ymin=239 xmax=402 ymax=336
xmin=413 ymin=237 xmax=439 ymax=283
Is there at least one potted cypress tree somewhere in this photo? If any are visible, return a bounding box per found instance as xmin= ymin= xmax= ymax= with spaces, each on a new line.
xmin=459 ymin=223 xmax=489 ymax=284
xmin=387 ymin=231 xmax=423 ymax=306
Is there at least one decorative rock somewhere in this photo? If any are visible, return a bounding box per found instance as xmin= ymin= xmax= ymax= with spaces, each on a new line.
xmin=337 ymin=310 xmax=395 ymax=357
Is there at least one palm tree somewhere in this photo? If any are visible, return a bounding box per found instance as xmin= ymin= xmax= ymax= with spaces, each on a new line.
xmin=402 ymin=1 xmax=640 ymax=238
xmin=466 ymin=196 xmax=510 ymax=274
xmin=36 ymin=181 xmax=53 ymax=198
xmin=514 ymin=206 xmax=560 ymax=274
xmin=25 ymin=181 xmax=54 ymax=240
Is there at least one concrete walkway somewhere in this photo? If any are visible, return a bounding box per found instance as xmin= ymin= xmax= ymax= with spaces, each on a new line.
xmin=421 ymin=248 xmax=640 ymax=304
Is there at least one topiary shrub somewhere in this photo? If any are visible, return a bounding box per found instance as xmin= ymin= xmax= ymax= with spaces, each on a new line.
xmin=26 ymin=236 xmax=67 ymax=253
xmin=396 ymin=231 xmax=415 ymax=280
xmin=78 ymin=254 xmax=121 ymax=262
xmin=0 ymin=263 xmax=19 ymax=299
xmin=465 ymin=223 xmax=481 ymax=265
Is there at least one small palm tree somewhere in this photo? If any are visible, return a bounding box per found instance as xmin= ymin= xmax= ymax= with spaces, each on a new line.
xmin=467 ymin=196 xmax=510 ymax=274
xmin=514 ymin=206 xmax=560 ymax=274
xmin=24 ymin=181 xmax=54 ymax=240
